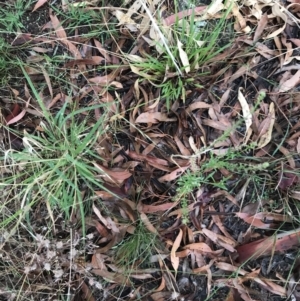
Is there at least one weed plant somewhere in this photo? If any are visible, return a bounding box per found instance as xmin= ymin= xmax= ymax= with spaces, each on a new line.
xmin=0 ymin=68 xmax=111 ymax=234
xmin=175 ymin=144 xmax=272 ymax=223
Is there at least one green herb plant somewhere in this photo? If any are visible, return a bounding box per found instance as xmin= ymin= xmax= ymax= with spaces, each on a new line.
xmin=175 ymin=145 xmax=271 ymax=224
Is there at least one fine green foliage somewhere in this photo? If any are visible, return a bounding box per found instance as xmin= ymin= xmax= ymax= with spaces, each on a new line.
xmin=175 ymin=146 xmax=270 ymax=224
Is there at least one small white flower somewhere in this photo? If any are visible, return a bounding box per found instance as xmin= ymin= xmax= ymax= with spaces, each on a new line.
xmin=87 ymin=233 xmax=94 ymax=240
xmin=47 ymin=250 xmax=56 ymax=259
xmin=69 ymin=248 xmax=77 ymax=260
xmin=56 ymin=241 xmax=63 ymax=249
xmin=43 ymin=262 xmax=51 ymax=271
xmin=53 ymin=269 xmax=64 ymax=280
xmin=24 ymin=263 xmax=37 ymax=274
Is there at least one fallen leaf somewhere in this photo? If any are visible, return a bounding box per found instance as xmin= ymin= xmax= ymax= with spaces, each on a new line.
xmin=202 ymin=228 xmax=237 ymax=252
xmin=49 ymin=12 xmax=82 ymax=61
xmin=244 ymin=271 xmax=287 ymax=296
xmin=5 ymin=104 xmax=21 ymax=124
xmin=236 ymin=227 xmax=300 ymax=262
xmin=89 ymin=75 xmax=123 ymax=88
xmin=279 ymin=69 xmax=300 ymax=92
xmin=41 ymin=66 xmax=53 ymax=98
xmin=139 ymin=202 xmax=176 ymax=213
xmin=211 ymin=190 xmax=239 ymax=206
xmin=158 ymin=165 xmax=190 ymax=182
xmin=91 ymin=253 xmax=108 ymax=270
xmin=163 ymin=6 xmax=207 ymax=26
xmin=174 ymin=135 xmax=191 ymax=156
xmin=140 ymin=212 xmax=158 ymax=235
xmin=238 ymin=88 xmax=252 ymax=143
xmin=184 ymin=242 xmax=214 ymax=253
xmin=115 ymin=10 xmax=138 ymax=31
xmin=92 ymin=203 xmax=111 ymax=229
xmin=232 ymin=3 xmax=251 ymax=33
xmin=130 ymin=64 xmax=155 ymax=80
xmin=93 ymin=39 xmax=111 ymax=62
xmin=297 ymin=137 xmax=300 ymax=153
xmin=85 ymin=217 xmax=109 ymax=237
xmin=64 ymin=57 xmax=105 ymax=67
xmin=278 ymin=170 xmax=298 ymax=190
xmin=177 ymin=39 xmax=190 ymax=73
xmin=24 ymin=65 xmax=42 ymax=75
xmin=236 ymin=212 xmax=292 ymax=229
xmin=186 ymin=102 xmax=211 ymax=113
xmin=170 ymin=229 xmax=182 ymax=273
xmin=130 ymin=273 xmax=154 ymax=280
xmin=257 ymin=102 xmax=275 ymax=148
xmin=91 ymin=269 xmax=129 ymax=285
xmin=32 ymin=0 xmax=48 ymax=12
xmin=6 ymin=99 xmax=30 ymax=126
xmin=278 ymin=146 xmax=295 ymax=168
xmin=266 ymin=3 xmax=287 ymax=39
xmin=150 ymin=291 xmax=174 ymax=301
xmin=210 ymin=206 xmax=237 ymax=240
xmin=135 ymin=112 xmax=177 ymax=123
xmin=127 ymin=151 xmax=169 ymax=166
xmin=93 ymin=163 xmax=132 ymax=184
xmin=253 ymin=13 xmax=268 ymax=42
xmin=154 ymin=276 xmax=166 ymax=292
xmin=78 ymin=276 xmax=96 ymax=301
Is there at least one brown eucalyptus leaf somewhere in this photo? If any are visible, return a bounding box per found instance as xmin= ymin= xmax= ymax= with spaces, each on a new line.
xmin=135 ymin=112 xmax=177 ymax=123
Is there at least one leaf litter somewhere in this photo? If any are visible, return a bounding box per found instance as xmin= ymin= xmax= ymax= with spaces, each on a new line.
xmin=1 ymin=0 xmax=300 ymax=300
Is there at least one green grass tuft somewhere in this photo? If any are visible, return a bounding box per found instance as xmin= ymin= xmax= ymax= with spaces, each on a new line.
xmin=0 ymin=64 xmax=113 ymax=234
xmin=114 ymin=219 xmax=160 ymax=270
xmin=129 ymin=2 xmax=234 ymax=109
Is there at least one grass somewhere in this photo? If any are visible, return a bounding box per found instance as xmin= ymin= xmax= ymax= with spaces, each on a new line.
xmin=0 ymin=37 xmax=13 ymax=85
xmin=0 ymin=1 xmax=37 ymax=86
xmin=114 ymin=218 xmax=160 ymax=269
xmin=51 ymin=2 xmax=117 ymax=39
xmin=127 ymin=2 xmax=234 ymax=109
xmin=0 ymin=71 xmax=112 ymax=236
xmin=0 ymin=0 xmax=31 ymax=32
xmin=0 ymin=71 xmax=114 ymax=298
xmin=0 ymin=0 xmax=125 ymax=235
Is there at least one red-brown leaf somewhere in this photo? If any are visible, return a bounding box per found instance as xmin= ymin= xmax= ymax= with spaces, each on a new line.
xmin=32 ymin=0 xmax=48 ymax=12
